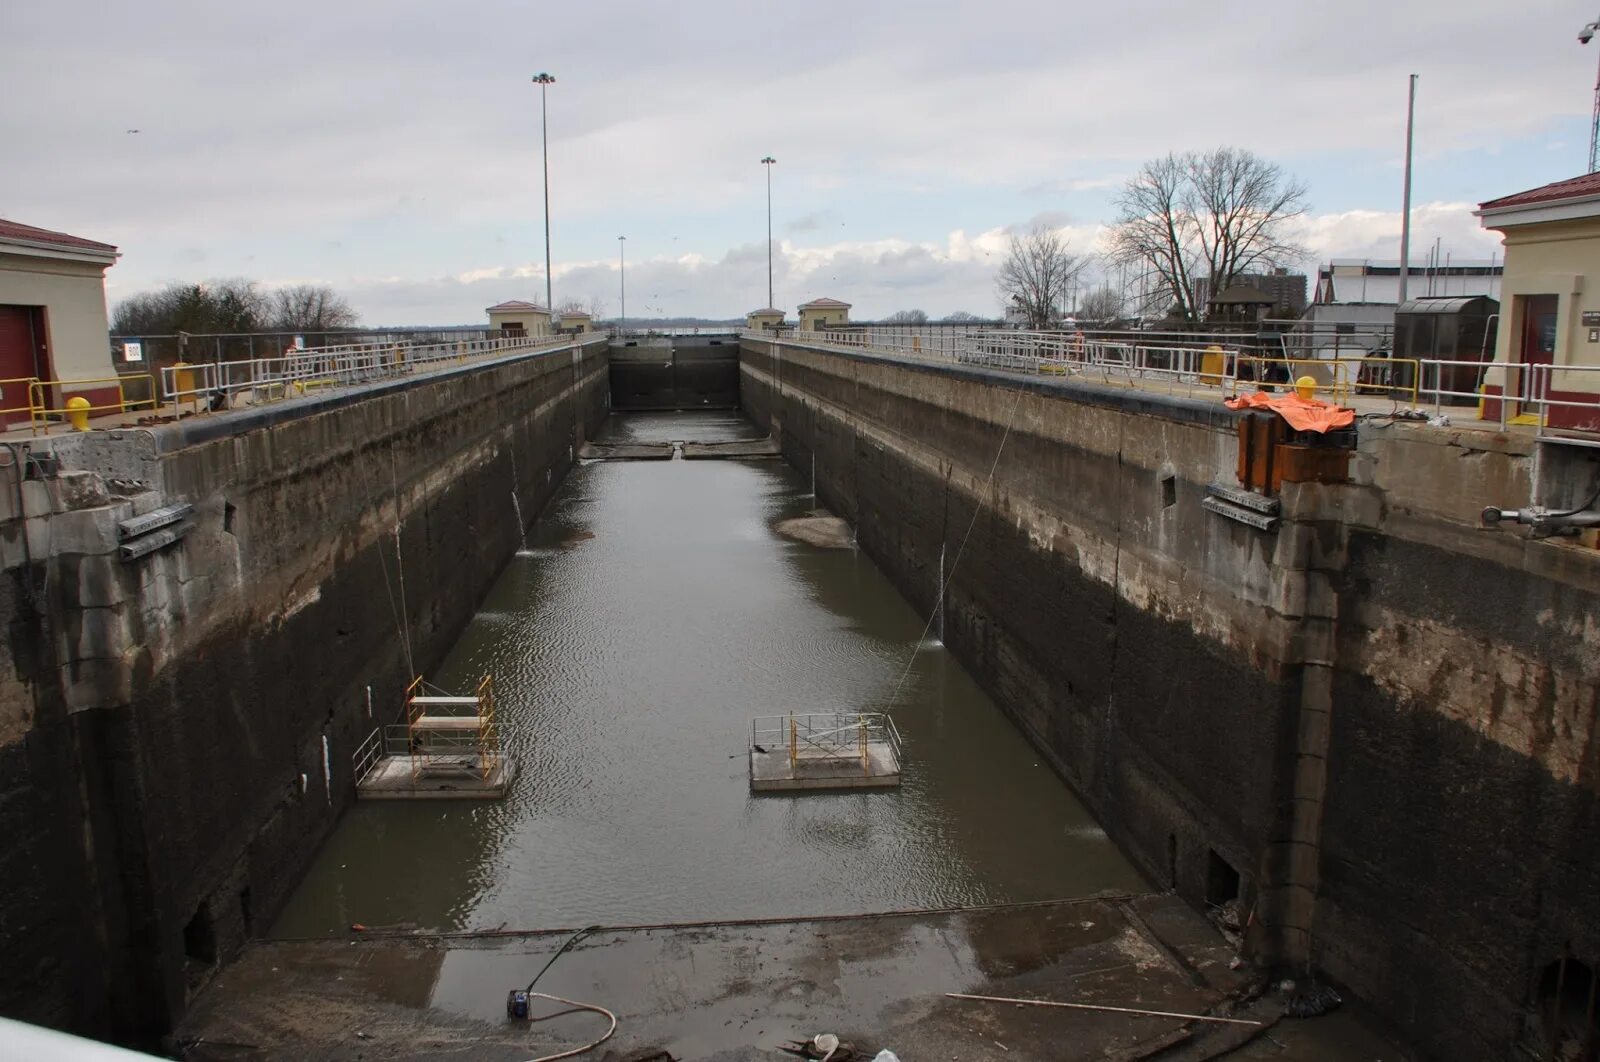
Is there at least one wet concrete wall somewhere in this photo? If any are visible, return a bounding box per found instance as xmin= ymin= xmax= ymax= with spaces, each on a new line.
xmin=740 ymin=335 xmax=1600 ymax=1061
xmin=609 ymin=334 xmax=739 ymax=410
xmin=0 ymin=338 xmax=609 ymax=1045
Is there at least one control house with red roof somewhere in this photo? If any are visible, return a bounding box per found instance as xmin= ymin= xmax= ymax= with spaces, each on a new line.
xmin=0 ymin=219 xmax=121 ymax=428
xmin=1477 ymin=173 xmax=1600 ymax=432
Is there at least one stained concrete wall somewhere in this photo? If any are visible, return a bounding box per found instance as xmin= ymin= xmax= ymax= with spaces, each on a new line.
xmin=740 ymin=334 xmax=1600 ymax=1061
xmin=0 ymin=337 xmax=609 ymax=1045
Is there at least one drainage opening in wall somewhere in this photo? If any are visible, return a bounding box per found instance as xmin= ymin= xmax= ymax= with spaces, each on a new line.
xmin=1534 ymin=956 xmax=1599 ymax=1059
xmin=1205 ymin=849 xmax=1241 ymax=908
xmin=1160 ymin=473 xmax=1177 ymax=509
xmin=183 ymin=901 xmax=217 ymax=985
xmin=223 ymin=501 xmax=236 ymax=535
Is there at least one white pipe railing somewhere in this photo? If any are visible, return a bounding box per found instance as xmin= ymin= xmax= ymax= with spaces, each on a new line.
xmin=746 ymin=327 xmax=1600 ymax=438
xmin=159 ymin=333 xmax=601 ymax=418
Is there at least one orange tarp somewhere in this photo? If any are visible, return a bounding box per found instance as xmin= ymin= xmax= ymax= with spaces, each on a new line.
xmin=1224 ymin=390 xmax=1355 ymax=433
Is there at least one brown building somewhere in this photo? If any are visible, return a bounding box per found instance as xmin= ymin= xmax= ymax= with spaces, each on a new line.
xmin=1195 ymin=269 xmax=1307 ymax=317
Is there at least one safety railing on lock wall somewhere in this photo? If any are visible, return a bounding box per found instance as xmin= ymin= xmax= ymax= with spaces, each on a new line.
xmin=0 ymin=373 xmax=159 ymax=436
xmin=754 ymin=326 xmax=1600 ymax=440
xmin=158 ymin=333 xmax=594 ymax=418
xmin=1525 ymin=364 xmax=1600 ymax=443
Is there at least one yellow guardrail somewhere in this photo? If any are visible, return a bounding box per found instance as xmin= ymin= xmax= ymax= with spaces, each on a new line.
xmin=1229 ymin=355 xmax=1420 ymax=406
xmin=29 ymin=375 xmax=158 ymax=433
xmin=0 ymin=377 xmax=38 ymax=426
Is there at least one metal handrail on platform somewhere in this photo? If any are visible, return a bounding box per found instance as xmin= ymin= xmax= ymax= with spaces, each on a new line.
xmin=751 ymin=712 xmax=902 ymax=773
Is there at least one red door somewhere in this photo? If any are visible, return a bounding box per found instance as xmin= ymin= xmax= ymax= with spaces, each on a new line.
xmin=1518 ymin=294 xmax=1558 ymax=413
xmin=0 ymin=306 xmax=44 ymax=428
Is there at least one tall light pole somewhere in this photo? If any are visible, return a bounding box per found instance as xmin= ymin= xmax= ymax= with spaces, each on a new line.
xmin=617 ymin=236 xmax=626 ymax=330
xmin=761 ymin=156 xmax=776 ymax=308
xmin=532 ymin=73 xmax=556 ymax=311
xmin=1581 ymin=15 xmax=1600 ymax=172
xmin=1397 ymin=74 xmax=1417 ymax=306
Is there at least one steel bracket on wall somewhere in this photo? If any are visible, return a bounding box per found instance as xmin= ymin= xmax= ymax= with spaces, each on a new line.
xmin=1202 ymin=484 xmax=1280 ymax=532
xmin=117 ymin=502 xmax=194 ymax=561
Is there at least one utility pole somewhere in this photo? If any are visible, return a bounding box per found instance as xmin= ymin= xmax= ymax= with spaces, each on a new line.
xmin=532 ymin=73 xmax=556 ymax=311
xmin=1398 ymin=74 xmax=1417 ymax=306
xmin=618 ymin=236 xmax=626 ymax=330
xmin=761 ymin=156 xmax=776 ymax=308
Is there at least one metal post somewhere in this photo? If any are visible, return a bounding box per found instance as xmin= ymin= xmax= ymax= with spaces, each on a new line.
xmin=532 ymin=73 xmax=557 ymax=312
xmin=761 ymin=156 xmax=776 ymax=309
xmin=1586 ymin=16 xmax=1600 ymax=172
xmin=618 ymin=236 xmax=626 ymax=329
xmin=1398 ymin=74 xmax=1417 ymax=306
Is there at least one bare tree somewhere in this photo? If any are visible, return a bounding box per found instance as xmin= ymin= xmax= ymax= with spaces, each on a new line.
xmin=941 ymin=310 xmax=982 ymax=323
xmin=996 ymin=226 xmax=1087 ymax=330
xmin=1076 ymin=286 xmax=1127 ymax=323
xmin=884 ymin=309 xmax=929 ymax=324
xmin=557 ymin=296 xmax=607 ymax=320
xmin=270 ymin=284 xmax=358 ymax=332
xmin=1109 ymin=148 xmax=1308 ymax=321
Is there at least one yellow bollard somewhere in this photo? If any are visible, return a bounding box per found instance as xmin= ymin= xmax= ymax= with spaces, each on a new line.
xmin=66 ymin=396 xmax=91 ymax=432
xmin=1295 ymin=376 xmax=1318 ymax=401
xmin=1200 ymin=344 xmax=1225 ymax=386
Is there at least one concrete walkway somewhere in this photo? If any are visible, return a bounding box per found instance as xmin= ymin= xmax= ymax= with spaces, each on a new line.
xmin=174 ymin=896 xmax=1408 ymax=1061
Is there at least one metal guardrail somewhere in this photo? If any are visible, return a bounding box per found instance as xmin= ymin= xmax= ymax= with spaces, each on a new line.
xmin=30 ymin=375 xmax=159 ymax=427
xmin=752 ymin=328 xmax=1600 ymax=438
xmin=0 ymin=373 xmax=158 ymax=435
xmin=159 ymin=333 xmax=599 ymax=418
xmin=751 ymin=712 xmax=902 ymax=773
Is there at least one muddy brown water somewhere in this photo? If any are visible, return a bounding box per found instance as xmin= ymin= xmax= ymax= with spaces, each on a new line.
xmin=272 ymin=411 xmax=1146 ymax=938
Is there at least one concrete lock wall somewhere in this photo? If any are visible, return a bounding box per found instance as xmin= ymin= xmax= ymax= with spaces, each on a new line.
xmin=0 ymin=338 xmax=609 ymax=1044
xmin=739 ymin=334 xmax=1600 ymax=1061
xmin=608 ymin=334 xmax=740 ymax=410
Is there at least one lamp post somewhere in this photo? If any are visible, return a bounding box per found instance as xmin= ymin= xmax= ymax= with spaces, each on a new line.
xmin=618 ymin=236 xmax=626 ymax=330
xmin=1397 ymin=74 xmax=1417 ymax=306
xmin=532 ymin=73 xmax=556 ymax=312
xmin=761 ymin=156 xmax=776 ymax=309
xmin=1581 ymin=15 xmax=1600 ymax=172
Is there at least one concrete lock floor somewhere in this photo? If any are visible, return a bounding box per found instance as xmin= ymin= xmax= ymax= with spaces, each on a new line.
xmin=176 ymin=897 xmax=1410 ymax=1061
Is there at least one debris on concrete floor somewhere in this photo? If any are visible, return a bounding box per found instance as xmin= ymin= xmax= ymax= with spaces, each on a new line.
xmin=175 ymin=895 xmax=1409 ymax=1061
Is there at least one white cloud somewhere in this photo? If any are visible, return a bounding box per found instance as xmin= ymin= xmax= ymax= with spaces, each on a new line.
xmin=1293 ymin=201 xmax=1504 ymax=264
xmin=6 ymin=0 xmax=1573 ymax=322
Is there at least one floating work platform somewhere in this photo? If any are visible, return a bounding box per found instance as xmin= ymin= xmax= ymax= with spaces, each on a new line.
xmin=682 ymin=438 xmax=781 ymax=459
xmin=354 ymin=676 xmax=515 ymax=800
xmin=750 ymin=712 xmax=903 ymax=791
xmin=579 ymin=438 xmax=782 ymax=461
xmin=578 ymin=441 xmax=673 ymax=460
xmin=357 ymin=753 xmax=517 ymax=800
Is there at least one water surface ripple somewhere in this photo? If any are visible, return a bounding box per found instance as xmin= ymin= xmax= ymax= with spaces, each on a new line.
xmin=272 ymin=412 xmax=1144 ymax=936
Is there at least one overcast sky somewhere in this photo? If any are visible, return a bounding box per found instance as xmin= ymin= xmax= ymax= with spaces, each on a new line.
xmin=2 ymin=1 xmax=1593 ymax=324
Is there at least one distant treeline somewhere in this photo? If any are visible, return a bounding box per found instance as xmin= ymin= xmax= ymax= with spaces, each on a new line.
xmin=112 ymin=279 xmax=358 ymax=335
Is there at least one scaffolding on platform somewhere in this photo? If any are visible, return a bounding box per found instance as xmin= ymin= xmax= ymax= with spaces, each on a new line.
xmin=353 ymin=674 xmax=512 ymax=799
